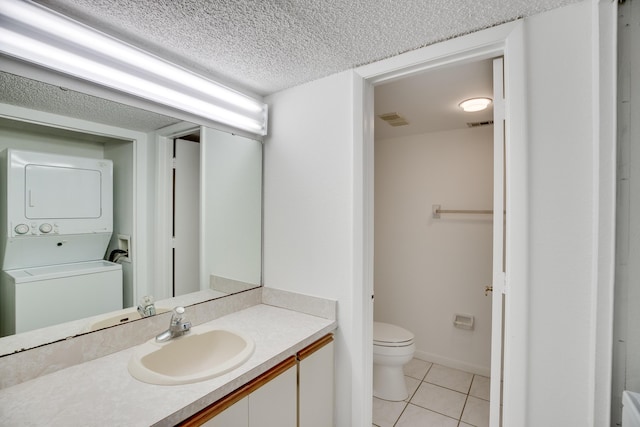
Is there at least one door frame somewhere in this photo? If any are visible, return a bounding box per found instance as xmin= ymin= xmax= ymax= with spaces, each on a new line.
xmin=352 ymin=20 xmax=528 ymax=426
xmin=154 ymin=122 xmax=201 ymax=300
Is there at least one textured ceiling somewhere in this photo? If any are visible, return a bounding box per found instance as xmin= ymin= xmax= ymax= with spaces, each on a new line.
xmin=33 ymin=0 xmax=579 ymax=96
xmin=2 ymin=0 xmax=578 ymax=132
xmin=0 ymin=72 xmax=181 ymax=132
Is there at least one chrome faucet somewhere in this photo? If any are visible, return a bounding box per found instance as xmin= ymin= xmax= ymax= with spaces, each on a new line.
xmin=137 ymin=295 xmax=156 ymax=318
xmin=155 ymin=306 xmax=192 ymax=343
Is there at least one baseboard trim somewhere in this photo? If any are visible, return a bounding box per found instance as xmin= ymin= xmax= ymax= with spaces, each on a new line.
xmin=414 ymin=350 xmax=491 ymax=377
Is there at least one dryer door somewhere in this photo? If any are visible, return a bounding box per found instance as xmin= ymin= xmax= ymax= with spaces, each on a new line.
xmin=25 ymin=164 xmax=102 ymax=219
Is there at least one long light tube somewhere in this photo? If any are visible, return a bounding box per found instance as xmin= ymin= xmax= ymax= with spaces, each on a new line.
xmin=0 ymin=0 xmax=268 ymax=135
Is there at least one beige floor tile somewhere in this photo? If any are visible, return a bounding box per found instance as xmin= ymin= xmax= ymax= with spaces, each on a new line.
xmin=405 ymin=376 xmax=421 ymax=401
xmin=410 ymin=382 xmax=467 ymax=419
xmin=373 ymin=364 xmax=494 ymax=427
xmin=395 ymin=403 xmax=458 ymax=427
xmin=372 ymin=396 xmax=407 ymax=427
xmin=425 ymin=364 xmax=473 ymax=393
xmin=461 ymin=395 xmax=490 ymax=427
xmin=470 ymin=375 xmax=491 ymax=401
xmin=403 ymin=358 xmax=432 ymax=380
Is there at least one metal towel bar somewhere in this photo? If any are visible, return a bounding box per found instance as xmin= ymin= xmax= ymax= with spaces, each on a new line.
xmin=432 ymin=204 xmax=494 ymax=219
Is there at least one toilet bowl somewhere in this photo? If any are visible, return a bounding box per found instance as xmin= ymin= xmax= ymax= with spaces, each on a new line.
xmin=373 ymin=322 xmax=415 ymax=401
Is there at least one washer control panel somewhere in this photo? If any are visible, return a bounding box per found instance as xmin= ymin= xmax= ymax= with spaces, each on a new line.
xmin=12 ymin=222 xmax=59 ymax=236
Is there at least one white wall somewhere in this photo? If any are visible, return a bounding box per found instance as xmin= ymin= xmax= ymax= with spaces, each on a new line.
xmin=201 ymin=127 xmax=262 ymax=286
xmin=0 ymin=121 xmax=105 ymax=158
xmin=103 ymin=141 xmax=135 ymax=307
xmin=264 ymin=1 xmax=616 ymax=425
xmin=263 ymin=71 xmax=354 ymax=427
xmin=374 ymin=126 xmax=493 ymax=375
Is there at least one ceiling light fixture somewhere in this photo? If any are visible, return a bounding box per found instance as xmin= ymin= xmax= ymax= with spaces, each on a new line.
xmin=0 ymin=0 xmax=268 ymax=135
xmin=458 ymin=97 xmax=493 ymax=112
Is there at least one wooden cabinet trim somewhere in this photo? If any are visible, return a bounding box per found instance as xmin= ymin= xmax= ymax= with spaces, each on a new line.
xmin=297 ymin=334 xmax=333 ymax=362
xmin=178 ymin=356 xmax=297 ymax=427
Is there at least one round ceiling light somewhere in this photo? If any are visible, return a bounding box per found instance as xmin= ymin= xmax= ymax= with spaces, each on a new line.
xmin=458 ymin=97 xmax=493 ymax=112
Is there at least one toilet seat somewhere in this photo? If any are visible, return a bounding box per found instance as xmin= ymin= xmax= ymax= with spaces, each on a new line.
xmin=373 ymin=322 xmax=414 ymax=348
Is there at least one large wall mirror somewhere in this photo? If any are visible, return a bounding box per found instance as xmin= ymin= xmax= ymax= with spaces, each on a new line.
xmin=0 ymin=70 xmax=263 ymax=356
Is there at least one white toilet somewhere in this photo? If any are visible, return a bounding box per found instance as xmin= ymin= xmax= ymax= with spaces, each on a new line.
xmin=373 ymin=321 xmax=416 ymax=401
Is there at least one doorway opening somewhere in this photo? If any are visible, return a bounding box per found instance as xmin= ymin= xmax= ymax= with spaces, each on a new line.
xmin=172 ymin=134 xmax=201 ymax=298
xmin=371 ymin=57 xmax=505 ymax=426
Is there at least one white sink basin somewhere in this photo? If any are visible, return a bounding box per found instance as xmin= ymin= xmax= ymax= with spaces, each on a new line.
xmin=89 ymin=307 xmax=170 ymax=331
xmin=128 ymin=326 xmax=255 ymax=385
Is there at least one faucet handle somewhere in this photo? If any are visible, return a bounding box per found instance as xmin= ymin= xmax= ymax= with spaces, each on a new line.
xmin=137 ymin=295 xmax=156 ymax=317
xmin=171 ymin=306 xmax=186 ymax=319
xmin=170 ymin=306 xmax=191 ymax=331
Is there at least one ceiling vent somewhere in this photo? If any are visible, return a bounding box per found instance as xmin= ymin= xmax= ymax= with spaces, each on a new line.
xmin=378 ymin=112 xmax=409 ymax=127
xmin=466 ymin=120 xmax=494 ymax=128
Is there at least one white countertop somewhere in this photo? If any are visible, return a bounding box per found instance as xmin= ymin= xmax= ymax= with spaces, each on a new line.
xmin=0 ymin=304 xmax=336 ymax=426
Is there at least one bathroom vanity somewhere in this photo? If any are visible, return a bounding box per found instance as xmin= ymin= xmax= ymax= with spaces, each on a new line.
xmin=0 ymin=291 xmax=337 ymax=426
xmin=183 ymin=334 xmax=334 ymax=427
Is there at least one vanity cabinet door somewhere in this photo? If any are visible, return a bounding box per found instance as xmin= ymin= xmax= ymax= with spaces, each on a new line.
xmin=179 ymin=334 xmax=334 ymax=427
xmin=201 ymin=396 xmax=248 ymax=427
xmin=179 ymin=356 xmax=297 ymax=427
xmin=298 ymin=335 xmax=335 ymax=427
xmin=248 ymin=364 xmax=296 ymax=427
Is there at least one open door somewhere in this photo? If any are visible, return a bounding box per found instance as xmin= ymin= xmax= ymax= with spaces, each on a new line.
xmin=489 ymin=57 xmax=506 ymax=427
xmin=173 ymin=138 xmax=201 ymax=296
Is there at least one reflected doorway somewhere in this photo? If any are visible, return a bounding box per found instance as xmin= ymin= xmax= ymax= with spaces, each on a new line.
xmin=172 ymin=135 xmax=200 ymax=297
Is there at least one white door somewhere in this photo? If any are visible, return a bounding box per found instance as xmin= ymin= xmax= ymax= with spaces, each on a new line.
xmin=489 ymin=56 xmax=506 ymax=427
xmin=173 ymin=138 xmax=200 ymax=296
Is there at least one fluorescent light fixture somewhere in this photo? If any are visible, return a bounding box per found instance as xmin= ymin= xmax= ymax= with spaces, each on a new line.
xmin=0 ymin=0 xmax=268 ymax=135
xmin=458 ymin=97 xmax=492 ymax=112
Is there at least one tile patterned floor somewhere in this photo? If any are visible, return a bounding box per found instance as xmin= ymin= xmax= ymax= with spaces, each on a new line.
xmin=373 ymin=359 xmax=490 ymax=427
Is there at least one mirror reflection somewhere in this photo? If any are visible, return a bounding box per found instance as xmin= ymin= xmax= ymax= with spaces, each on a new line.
xmin=0 ymin=71 xmax=263 ymax=355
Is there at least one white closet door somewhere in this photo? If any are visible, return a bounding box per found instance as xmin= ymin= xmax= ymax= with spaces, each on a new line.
xmin=173 ymin=138 xmax=200 ymax=296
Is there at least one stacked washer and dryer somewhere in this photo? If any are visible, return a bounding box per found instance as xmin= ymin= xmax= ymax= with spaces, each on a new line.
xmin=0 ymin=149 xmax=122 ymax=336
